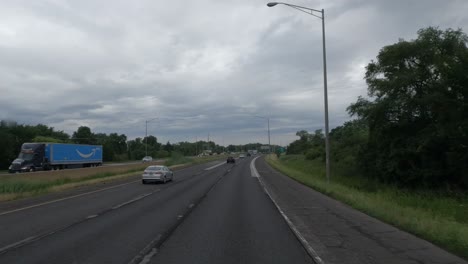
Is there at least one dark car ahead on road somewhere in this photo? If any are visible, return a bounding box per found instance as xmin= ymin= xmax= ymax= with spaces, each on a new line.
xmin=227 ymin=156 xmax=235 ymax=163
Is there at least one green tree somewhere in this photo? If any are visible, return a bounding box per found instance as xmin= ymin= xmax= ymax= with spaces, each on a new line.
xmin=328 ymin=120 xmax=368 ymax=176
xmin=305 ymin=129 xmax=325 ymax=160
xmin=31 ymin=136 xmax=65 ymax=143
xmin=0 ymin=130 xmax=17 ymax=169
xmin=287 ymin=130 xmax=310 ymax=154
xmin=227 ymin=145 xmax=236 ymax=152
xmin=72 ymin=126 xmax=96 ymax=145
xmin=287 ymin=130 xmax=324 ymax=157
xmin=108 ymin=133 xmax=127 ymax=155
xmin=163 ymin=141 xmax=174 ymax=152
xmin=127 ymin=138 xmax=145 ymax=160
xmin=348 ymin=27 xmax=468 ymax=188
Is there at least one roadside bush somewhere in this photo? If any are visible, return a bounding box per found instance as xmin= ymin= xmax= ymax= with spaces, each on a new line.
xmin=305 ymin=147 xmax=324 ymax=161
xmin=155 ymin=150 xmax=170 ymax=158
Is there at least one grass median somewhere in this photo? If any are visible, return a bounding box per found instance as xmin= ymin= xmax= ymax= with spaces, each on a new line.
xmin=266 ymin=154 xmax=468 ymax=260
xmin=0 ymin=154 xmax=227 ymax=202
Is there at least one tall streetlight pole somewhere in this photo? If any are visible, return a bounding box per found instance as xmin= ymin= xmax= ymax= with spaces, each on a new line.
xmin=267 ymin=2 xmax=330 ymax=183
xmin=145 ymin=117 xmax=159 ymax=157
xmin=254 ymin=115 xmax=271 ymax=153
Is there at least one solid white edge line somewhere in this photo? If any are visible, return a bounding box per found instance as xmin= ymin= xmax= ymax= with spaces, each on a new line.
xmin=250 ymin=156 xmax=260 ymax=177
xmin=204 ymin=162 xmax=226 ymax=171
xmin=251 ymin=158 xmax=325 ymax=264
xmin=0 ymin=179 xmax=141 ymax=217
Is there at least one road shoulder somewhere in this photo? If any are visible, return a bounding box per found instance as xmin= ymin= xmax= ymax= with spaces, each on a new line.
xmin=254 ymin=156 xmax=467 ymax=264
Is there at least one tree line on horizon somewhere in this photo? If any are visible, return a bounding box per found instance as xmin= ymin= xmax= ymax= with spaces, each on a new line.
xmin=0 ymin=122 xmax=268 ymax=169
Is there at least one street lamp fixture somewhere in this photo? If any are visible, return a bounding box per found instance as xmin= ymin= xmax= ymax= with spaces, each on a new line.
xmin=267 ymin=2 xmax=330 ymax=183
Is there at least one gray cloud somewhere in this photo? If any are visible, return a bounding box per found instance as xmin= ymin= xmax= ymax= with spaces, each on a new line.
xmin=1 ymin=0 xmax=467 ymax=146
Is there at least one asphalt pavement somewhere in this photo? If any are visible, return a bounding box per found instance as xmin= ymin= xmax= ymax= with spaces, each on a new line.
xmin=150 ymin=156 xmax=312 ymax=264
xmin=1 ymin=155 xmax=464 ymax=264
xmin=0 ymin=157 xmax=312 ymax=264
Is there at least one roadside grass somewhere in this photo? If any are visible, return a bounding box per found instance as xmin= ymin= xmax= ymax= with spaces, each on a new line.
xmin=0 ymin=167 xmax=146 ymax=201
xmin=165 ymin=152 xmax=193 ymax=167
xmin=266 ymin=154 xmax=468 ymax=260
xmin=0 ymin=154 xmax=228 ymax=202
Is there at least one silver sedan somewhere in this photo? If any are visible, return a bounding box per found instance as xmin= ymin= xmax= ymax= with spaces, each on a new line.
xmin=142 ymin=165 xmax=174 ymax=184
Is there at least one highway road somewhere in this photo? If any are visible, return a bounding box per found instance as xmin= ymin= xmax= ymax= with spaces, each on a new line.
xmin=0 ymin=156 xmax=465 ymax=264
xmin=0 ymin=157 xmax=312 ymax=264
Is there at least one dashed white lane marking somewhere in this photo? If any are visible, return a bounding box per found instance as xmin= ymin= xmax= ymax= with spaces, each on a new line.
xmin=252 ymin=158 xmax=325 ymax=264
xmin=86 ymin=214 xmax=98 ymax=219
xmin=128 ymin=234 xmax=162 ymax=264
xmin=0 ymin=236 xmax=36 ymax=253
xmin=111 ymin=192 xmax=155 ymax=210
xmin=0 ymin=180 xmax=141 ymax=217
xmin=139 ymin=248 xmax=158 ymax=264
xmin=204 ymin=162 xmax=226 ymax=171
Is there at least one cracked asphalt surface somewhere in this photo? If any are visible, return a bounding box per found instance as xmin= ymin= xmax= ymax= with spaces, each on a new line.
xmin=254 ymin=157 xmax=467 ymax=264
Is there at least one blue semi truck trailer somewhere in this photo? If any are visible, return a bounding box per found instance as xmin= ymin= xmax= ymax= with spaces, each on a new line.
xmin=9 ymin=143 xmax=103 ymax=173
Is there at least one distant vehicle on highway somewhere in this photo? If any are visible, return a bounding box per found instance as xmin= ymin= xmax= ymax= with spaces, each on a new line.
xmin=142 ymin=156 xmax=153 ymax=162
xmin=9 ymin=143 xmax=102 ymax=173
xmin=239 ymin=154 xmax=246 ymax=159
xmin=247 ymin=149 xmax=258 ymax=156
xmin=142 ymin=165 xmax=173 ymax=184
xmin=227 ymin=156 xmax=235 ymax=163
xmin=247 ymin=153 xmax=251 ymax=157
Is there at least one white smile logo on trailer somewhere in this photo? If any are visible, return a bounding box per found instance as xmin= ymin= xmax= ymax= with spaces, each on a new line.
xmin=76 ymin=148 xmax=98 ymax=159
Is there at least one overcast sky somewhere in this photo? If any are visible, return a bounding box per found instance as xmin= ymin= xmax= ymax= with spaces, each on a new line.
xmin=1 ymin=0 xmax=467 ymax=146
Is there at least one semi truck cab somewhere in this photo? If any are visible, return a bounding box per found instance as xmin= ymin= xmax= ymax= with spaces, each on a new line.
xmin=9 ymin=143 xmax=47 ymax=173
